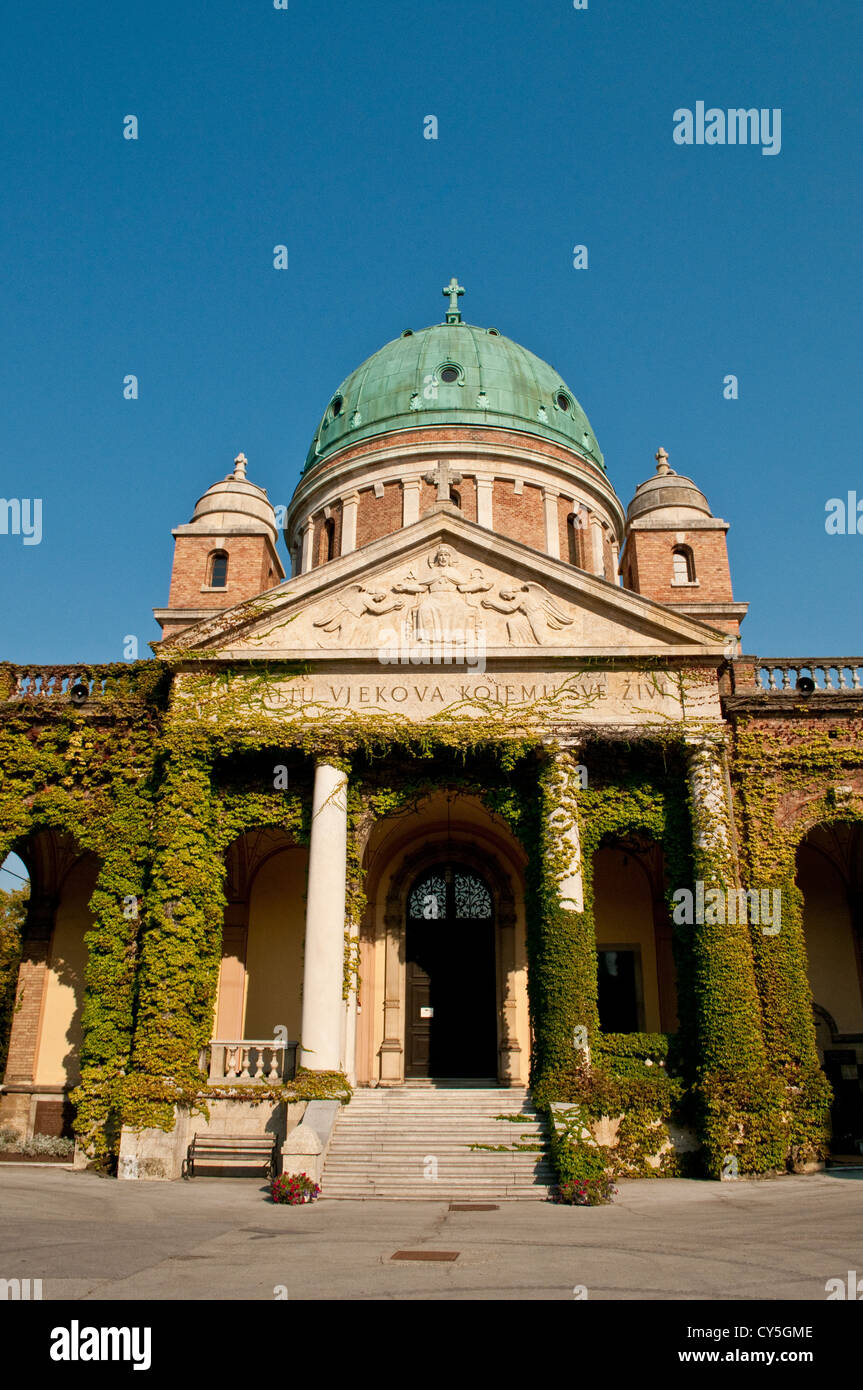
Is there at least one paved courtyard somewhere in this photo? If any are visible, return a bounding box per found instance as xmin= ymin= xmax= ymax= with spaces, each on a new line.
xmin=1 ymin=1166 xmax=861 ymax=1301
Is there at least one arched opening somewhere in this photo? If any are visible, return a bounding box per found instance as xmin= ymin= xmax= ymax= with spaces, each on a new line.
xmin=797 ymin=821 xmax=863 ymax=1153
xmin=357 ymin=791 xmax=529 ymax=1087
xmin=209 ymin=550 xmax=229 ymax=588
xmin=0 ymin=853 xmax=29 ymax=1083
xmin=593 ymin=838 xmax=678 ymax=1033
xmin=567 ymin=511 xmax=588 ymax=568
xmin=404 ymin=863 xmax=497 ymax=1079
xmin=671 ymin=545 xmax=695 ymax=585
xmin=320 ymin=517 xmax=336 ymax=564
xmin=210 ymin=827 xmax=308 ymax=1083
xmin=0 ymin=830 xmax=98 ymax=1140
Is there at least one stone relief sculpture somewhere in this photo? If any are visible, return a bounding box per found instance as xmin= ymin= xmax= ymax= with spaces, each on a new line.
xmin=313 ymin=583 xmax=404 ymax=645
xmin=306 ymin=546 xmax=575 ymax=650
xmin=392 ymin=545 xmax=492 ymax=644
xmin=481 ymin=583 xmax=574 ymax=645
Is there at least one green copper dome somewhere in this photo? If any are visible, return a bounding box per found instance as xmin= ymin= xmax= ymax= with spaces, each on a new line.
xmin=303 ymin=284 xmax=604 ymax=474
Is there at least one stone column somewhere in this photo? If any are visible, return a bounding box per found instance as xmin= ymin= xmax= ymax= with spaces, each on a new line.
xmin=545 ymin=749 xmax=584 ymax=912
xmin=542 ymin=487 xmax=560 ymax=559
xmin=476 ymin=475 xmax=494 ymax=530
xmin=535 ymin=746 xmax=596 ymax=1070
xmin=300 ymin=515 xmax=315 ymax=574
xmin=402 ymin=477 xmax=421 ymax=527
xmin=299 ymin=762 xmax=349 ymax=1073
xmin=341 ymin=491 xmax=359 ymax=555
xmin=0 ymin=897 xmax=56 ymax=1139
xmin=683 ymin=734 xmax=766 ymax=1074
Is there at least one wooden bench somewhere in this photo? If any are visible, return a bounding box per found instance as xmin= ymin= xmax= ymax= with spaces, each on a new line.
xmin=184 ymin=1133 xmax=278 ymax=1179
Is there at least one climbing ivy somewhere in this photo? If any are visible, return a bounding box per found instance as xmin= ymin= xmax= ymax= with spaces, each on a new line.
xmin=0 ymin=657 xmax=851 ymax=1183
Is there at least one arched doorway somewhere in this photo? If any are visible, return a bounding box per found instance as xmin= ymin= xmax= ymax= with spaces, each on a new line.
xmin=797 ymin=820 xmax=863 ymax=1153
xmin=404 ymin=863 xmax=498 ymax=1079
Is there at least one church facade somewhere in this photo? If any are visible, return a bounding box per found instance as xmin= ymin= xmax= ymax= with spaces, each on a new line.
xmin=2 ymin=282 xmax=862 ymax=1186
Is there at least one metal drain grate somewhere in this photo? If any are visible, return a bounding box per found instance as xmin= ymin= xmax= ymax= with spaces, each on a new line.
xmin=391 ymin=1250 xmax=460 ymax=1262
xmin=448 ymin=1203 xmax=499 ymax=1211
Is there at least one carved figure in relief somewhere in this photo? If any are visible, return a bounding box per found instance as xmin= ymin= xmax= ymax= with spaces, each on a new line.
xmin=313 ymin=584 xmax=404 ymax=644
xmin=482 ymin=583 xmax=573 ymax=644
xmin=393 ymin=545 xmax=492 ymax=644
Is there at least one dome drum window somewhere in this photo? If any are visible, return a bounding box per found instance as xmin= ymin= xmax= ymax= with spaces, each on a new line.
xmin=554 ymin=390 xmax=573 ymax=413
xmin=331 ymin=395 xmax=344 ymax=418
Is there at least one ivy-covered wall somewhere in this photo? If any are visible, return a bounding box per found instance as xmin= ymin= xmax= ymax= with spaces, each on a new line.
xmin=1 ymin=660 xmax=857 ymax=1182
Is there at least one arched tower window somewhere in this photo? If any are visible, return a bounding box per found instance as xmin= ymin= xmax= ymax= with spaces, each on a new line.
xmin=209 ymin=551 xmax=228 ymax=588
xmin=671 ymin=545 xmax=695 ymax=584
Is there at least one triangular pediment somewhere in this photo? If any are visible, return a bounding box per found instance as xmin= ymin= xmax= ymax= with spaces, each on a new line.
xmin=160 ymin=512 xmax=730 ymax=663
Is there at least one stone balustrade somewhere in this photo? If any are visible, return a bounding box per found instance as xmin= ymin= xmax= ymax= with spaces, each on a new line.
xmin=205 ymin=1039 xmax=298 ymax=1085
xmin=756 ymin=659 xmax=863 ymax=693
xmin=2 ymin=665 xmax=134 ymax=700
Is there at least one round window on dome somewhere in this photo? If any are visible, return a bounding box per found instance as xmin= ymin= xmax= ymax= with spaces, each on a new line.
xmin=439 ymin=365 xmax=461 ymax=384
xmin=556 ymin=392 xmax=571 ymax=413
xmin=331 ymin=395 xmax=344 ymax=418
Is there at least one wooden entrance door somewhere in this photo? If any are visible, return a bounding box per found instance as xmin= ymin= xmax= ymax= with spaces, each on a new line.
xmin=405 ymin=865 xmax=497 ymax=1079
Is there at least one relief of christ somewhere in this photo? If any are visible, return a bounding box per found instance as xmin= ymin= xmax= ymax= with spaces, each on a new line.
xmin=392 ymin=546 xmax=492 ymax=643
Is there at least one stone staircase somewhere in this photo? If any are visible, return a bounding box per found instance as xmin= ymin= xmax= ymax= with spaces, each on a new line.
xmin=321 ymin=1086 xmax=555 ymax=1200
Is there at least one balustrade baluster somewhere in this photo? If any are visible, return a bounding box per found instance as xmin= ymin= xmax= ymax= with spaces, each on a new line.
xmin=253 ymin=1047 xmax=264 ymax=1081
xmin=240 ymin=1046 xmax=251 ymax=1079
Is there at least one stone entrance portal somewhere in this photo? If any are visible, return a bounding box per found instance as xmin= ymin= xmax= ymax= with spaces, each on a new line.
xmin=404 ymin=865 xmax=498 ymax=1079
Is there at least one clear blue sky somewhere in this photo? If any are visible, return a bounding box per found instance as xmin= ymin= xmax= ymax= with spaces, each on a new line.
xmin=0 ymin=0 xmax=860 ymax=662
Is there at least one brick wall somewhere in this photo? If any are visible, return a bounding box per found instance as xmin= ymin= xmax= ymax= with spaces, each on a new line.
xmin=355 ymin=482 xmax=403 ymax=548
xmin=491 ymin=480 xmax=545 ymax=550
xmin=624 ymin=529 xmax=733 ymax=604
xmin=167 ymin=535 xmax=280 ymax=609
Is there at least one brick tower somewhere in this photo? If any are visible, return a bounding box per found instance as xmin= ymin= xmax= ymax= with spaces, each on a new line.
xmin=619 ymin=448 xmax=748 ymax=640
xmin=154 ymin=453 xmax=285 ymax=641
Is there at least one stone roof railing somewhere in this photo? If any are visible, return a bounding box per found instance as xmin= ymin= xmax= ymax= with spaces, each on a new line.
xmin=755 ymin=659 xmax=863 ymax=693
xmin=0 ymin=663 xmax=153 ymax=704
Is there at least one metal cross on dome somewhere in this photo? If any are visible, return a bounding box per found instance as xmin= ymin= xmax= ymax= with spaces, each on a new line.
xmin=443 ymin=276 xmax=465 ymax=323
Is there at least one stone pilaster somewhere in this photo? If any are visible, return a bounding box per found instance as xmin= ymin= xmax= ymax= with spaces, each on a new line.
xmin=341 ymin=491 xmax=359 ymax=555
xmin=402 ymin=477 xmax=421 ymax=527
xmin=542 ymin=487 xmax=560 ymax=559
xmin=476 ymin=475 xmax=494 ymax=530
xmin=300 ymin=515 xmax=315 ymax=573
xmin=299 ymin=762 xmax=349 ymax=1073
